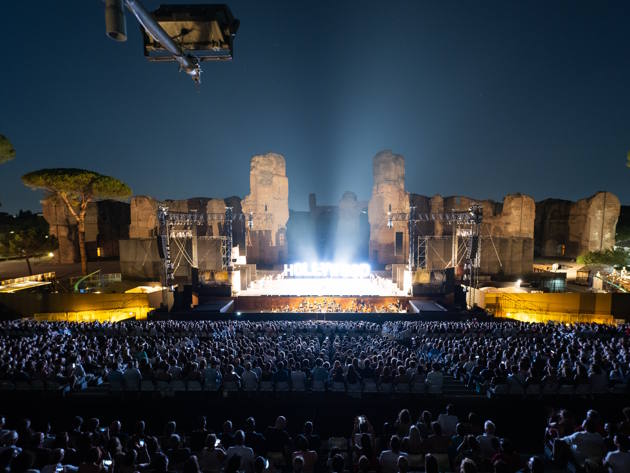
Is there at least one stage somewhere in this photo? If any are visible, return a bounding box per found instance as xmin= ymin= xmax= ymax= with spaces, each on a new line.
xmin=237 ymin=274 xmax=406 ymax=297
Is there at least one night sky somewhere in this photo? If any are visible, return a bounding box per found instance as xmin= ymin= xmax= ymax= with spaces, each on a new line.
xmin=1 ymin=1 xmax=629 ymax=215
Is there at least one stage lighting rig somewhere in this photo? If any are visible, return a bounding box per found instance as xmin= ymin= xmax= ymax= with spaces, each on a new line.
xmin=386 ymin=203 xmax=483 ymax=296
xmin=157 ymin=205 xmax=267 ymax=291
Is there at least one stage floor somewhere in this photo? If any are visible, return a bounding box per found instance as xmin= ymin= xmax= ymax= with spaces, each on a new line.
xmin=238 ymin=276 xmax=406 ymax=297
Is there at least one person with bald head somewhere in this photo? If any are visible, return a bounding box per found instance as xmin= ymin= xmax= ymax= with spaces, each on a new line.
xmin=265 ymin=417 xmax=291 ymax=463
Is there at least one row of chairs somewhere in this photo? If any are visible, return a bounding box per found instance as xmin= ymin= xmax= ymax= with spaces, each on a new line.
xmin=486 ymin=382 xmax=629 ymax=398
xmin=0 ymin=379 xmax=70 ymax=393
xmin=325 ymin=436 xmax=451 ymax=472
xmin=105 ymin=379 xmax=444 ymax=394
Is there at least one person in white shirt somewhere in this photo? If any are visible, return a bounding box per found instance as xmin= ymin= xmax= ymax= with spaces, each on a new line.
xmin=560 ymin=418 xmax=605 ymax=467
xmin=426 ymin=364 xmax=443 ymax=394
xmin=225 ymin=430 xmax=255 ymax=473
xmin=241 ymin=363 xmax=259 ymax=391
xmin=437 ymin=404 xmax=458 ymax=437
xmin=604 ymin=434 xmax=630 ymax=473
xmin=476 ymin=420 xmax=498 ymax=460
xmin=123 ymin=361 xmax=142 ymax=390
xmin=378 ymin=436 xmax=408 ymax=473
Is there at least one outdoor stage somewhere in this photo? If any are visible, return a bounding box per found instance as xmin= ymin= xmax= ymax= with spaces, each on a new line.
xmin=238 ymin=274 xmax=406 ymax=297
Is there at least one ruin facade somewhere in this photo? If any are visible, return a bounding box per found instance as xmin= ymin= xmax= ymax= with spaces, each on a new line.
xmin=42 ymin=197 xmax=129 ymax=263
xmin=241 ymin=153 xmax=289 ymax=267
xmin=368 ymin=150 xmax=410 ymax=265
xmin=535 ymin=192 xmax=620 ymax=258
xmin=43 ymin=150 xmax=621 ymax=282
xmin=409 ymin=193 xmax=536 ymax=275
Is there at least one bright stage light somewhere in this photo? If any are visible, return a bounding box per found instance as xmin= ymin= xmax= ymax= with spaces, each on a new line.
xmin=283 ymin=262 xmax=371 ymax=278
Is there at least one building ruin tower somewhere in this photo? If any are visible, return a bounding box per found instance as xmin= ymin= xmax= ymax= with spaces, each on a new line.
xmin=368 ymin=150 xmax=410 ymax=266
xmin=241 ymin=153 xmax=289 ymax=266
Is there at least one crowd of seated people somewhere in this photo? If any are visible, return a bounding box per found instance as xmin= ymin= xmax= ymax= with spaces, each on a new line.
xmin=546 ymin=407 xmax=630 ymax=472
xmin=269 ymin=299 xmax=406 ymax=314
xmin=0 ymin=320 xmax=628 ymax=395
xmin=0 ymin=402 xmax=578 ymax=473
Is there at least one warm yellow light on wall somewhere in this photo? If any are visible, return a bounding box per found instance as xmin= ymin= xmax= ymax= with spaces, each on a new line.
xmin=33 ymin=306 xmax=151 ymax=323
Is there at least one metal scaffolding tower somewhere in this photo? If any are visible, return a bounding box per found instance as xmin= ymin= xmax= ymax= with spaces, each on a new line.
xmin=157 ymin=205 xmax=250 ymax=291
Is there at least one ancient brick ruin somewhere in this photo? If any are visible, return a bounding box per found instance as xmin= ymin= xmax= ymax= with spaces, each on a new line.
xmin=41 ymin=150 xmax=621 ymax=280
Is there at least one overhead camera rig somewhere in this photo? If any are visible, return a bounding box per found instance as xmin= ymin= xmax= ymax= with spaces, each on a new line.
xmin=104 ymin=0 xmax=239 ymax=83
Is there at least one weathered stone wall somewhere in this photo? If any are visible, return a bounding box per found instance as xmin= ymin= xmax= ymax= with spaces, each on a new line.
xmin=409 ymin=193 xmax=535 ymax=275
xmin=123 ymin=195 xmax=245 ymax=280
xmin=42 ymin=197 xmax=130 ymax=264
xmin=368 ymin=150 xmax=410 ymax=265
xmin=129 ymin=196 xmax=159 ymax=239
xmin=42 ymin=196 xmax=79 ymax=264
xmin=535 ymin=192 xmax=620 ymax=258
xmin=241 ymin=153 xmax=289 ymax=267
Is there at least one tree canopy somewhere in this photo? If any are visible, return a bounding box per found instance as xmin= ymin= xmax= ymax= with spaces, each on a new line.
xmin=0 ymin=134 xmax=15 ymax=164
xmin=22 ymin=168 xmax=132 ymax=202
xmin=22 ymin=168 xmax=131 ymax=274
xmin=576 ymin=248 xmax=629 ymax=267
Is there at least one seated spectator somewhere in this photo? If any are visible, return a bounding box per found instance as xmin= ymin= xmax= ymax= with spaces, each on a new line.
xmin=378 ymin=436 xmax=407 ymax=473
xmin=357 ymin=455 xmax=374 ymax=473
xmin=394 ymin=410 xmax=411 ymax=438
xmin=226 ymin=431 xmax=254 ymax=473
xmin=292 ymin=455 xmax=304 ymax=473
xmin=182 ymin=455 xmax=200 ymax=473
xmin=401 ymin=426 xmax=422 ymax=455
xmin=77 ymin=447 xmax=102 ymax=473
xmin=423 ymin=422 xmax=450 ymax=455
xmin=242 ymin=363 xmax=259 ymax=391
xmin=557 ymin=417 xmax=605 ymax=468
xmin=302 ymin=422 xmax=321 ymax=453
xmin=476 ymin=420 xmax=498 ymax=460
xmin=330 ymin=453 xmax=344 ymax=473
xmin=603 ymin=434 xmax=630 ymax=473
xmin=459 ymin=458 xmax=478 ymax=473
xmin=396 ymin=455 xmax=408 ymax=473
xmin=198 ymin=434 xmax=225 ymax=473
xmin=517 ymin=456 xmax=543 ymax=473
xmin=437 ymin=405 xmax=458 ymax=437
xmin=292 ymin=435 xmax=317 ymax=473
xmin=244 ymin=418 xmax=266 ymax=457
xmin=426 ymin=364 xmax=443 ymax=393
xmin=424 ymin=454 xmax=438 ymax=473
xmin=265 ymin=417 xmax=291 ymax=458
xmin=41 ymin=448 xmax=78 ymax=473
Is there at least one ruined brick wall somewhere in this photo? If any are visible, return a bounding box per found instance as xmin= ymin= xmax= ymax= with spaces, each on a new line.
xmin=368 ymin=150 xmax=409 ymax=266
xmin=535 ymin=192 xmax=620 ymax=258
xmin=43 ymin=197 xmax=130 ymax=264
xmin=241 ymin=153 xmax=289 ymax=267
xmin=410 ymin=193 xmax=535 ymax=276
xmin=42 ymin=196 xmax=79 ymax=264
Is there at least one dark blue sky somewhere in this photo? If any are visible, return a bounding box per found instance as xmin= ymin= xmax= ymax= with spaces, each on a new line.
xmin=1 ymin=0 xmax=629 ymax=214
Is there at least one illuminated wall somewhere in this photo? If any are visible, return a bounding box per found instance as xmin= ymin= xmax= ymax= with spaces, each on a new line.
xmin=479 ymin=290 xmax=617 ymax=324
